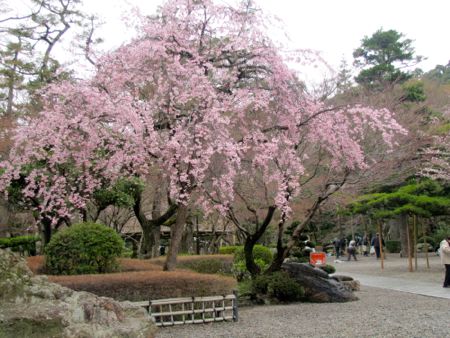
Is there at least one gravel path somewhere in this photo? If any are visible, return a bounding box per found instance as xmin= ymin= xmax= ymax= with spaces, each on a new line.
xmin=156 ymin=254 xmax=450 ymax=337
xmin=156 ymin=286 xmax=450 ymax=338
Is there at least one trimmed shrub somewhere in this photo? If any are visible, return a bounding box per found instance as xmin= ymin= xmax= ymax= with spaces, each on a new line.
xmin=219 ymin=246 xmax=241 ymax=255
xmin=385 ymin=240 xmax=401 ymax=253
xmin=0 ymin=235 xmax=39 ymax=255
xmin=178 ymin=258 xmax=233 ymax=275
xmin=318 ymin=264 xmax=336 ymax=275
xmin=251 ymin=272 xmax=304 ymax=302
xmin=48 ymin=270 xmax=236 ymax=301
xmin=27 ymin=255 xmax=237 ymax=301
xmin=417 ymin=236 xmax=435 ymax=248
xmin=45 ymin=222 xmax=124 ymax=275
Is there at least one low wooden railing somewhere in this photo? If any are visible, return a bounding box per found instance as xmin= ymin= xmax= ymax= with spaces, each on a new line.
xmin=133 ymin=291 xmax=238 ymax=327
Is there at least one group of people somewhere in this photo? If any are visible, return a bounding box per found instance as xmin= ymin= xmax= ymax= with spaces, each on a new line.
xmin=333 ymin=234 xmax=385 ymax=261
xmin=331 ymin=234 xmax=450 ymax=289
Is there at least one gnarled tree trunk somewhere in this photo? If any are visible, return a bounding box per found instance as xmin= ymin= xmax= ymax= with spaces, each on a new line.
xmin=164 ymin=203 xmax=188 ymax=271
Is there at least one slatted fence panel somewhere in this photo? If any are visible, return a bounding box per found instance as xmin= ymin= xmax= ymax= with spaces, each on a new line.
xmin=137 ymin=291 xmax=238 ymax=327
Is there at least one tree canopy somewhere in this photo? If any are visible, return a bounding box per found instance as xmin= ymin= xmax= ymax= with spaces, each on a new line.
xmin=348 ymin=180 xmax=450 ymax=219
xmin=353 ymin=29 xmax=421 ymax=89
xmin=0 ymin=0 xmax=406 ymax=270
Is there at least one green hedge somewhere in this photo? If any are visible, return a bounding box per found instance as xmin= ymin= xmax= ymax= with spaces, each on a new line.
xmin=385 ymin=240 xmax=401 ymax=253
xmin=0 ymin=235 xmax=39 ymax=255
xmin=218 ymin=246 xmax=241 ymax=255
xmin=178 ymin=258 xmax=233 ymax=275
xmin=45 ymin=222 xmax=125 ymax=275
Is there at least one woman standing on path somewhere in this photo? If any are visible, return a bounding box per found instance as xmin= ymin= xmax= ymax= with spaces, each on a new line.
xmin=347 ymin=240 xmax=357 ymax=261
xmin=440 ymin=236 xmax=450 ymax=288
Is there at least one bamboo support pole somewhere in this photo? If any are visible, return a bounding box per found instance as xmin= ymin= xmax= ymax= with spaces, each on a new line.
xmin=378 ymin=221 xmax=384 ymax=270
xmin=406 ymin=216 xmax=413 ymax=272
xmin=423 ymin=219 xmax=430 ymax=269
xmin=413 ymin=215 xmax=418 ymax=271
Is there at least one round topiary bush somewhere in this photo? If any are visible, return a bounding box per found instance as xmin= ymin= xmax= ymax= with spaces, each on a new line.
xmin=45 ymin=222 xmax=125 ymax=275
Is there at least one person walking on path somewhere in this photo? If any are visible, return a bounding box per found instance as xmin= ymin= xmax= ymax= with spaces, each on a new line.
xmin=440 ymin=236 xmax=450 ymax=288
xmin=362 ymin=235 xmax=370 ymax=256
xmin=347 ymin=240 xmax=357 ymax=261
xmin=371 ymin=233 xmax=384 ymax=259
xmin=333 ymin=238 xmax=341 ymax=258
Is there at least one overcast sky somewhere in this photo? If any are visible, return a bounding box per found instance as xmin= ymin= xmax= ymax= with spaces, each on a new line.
xmin=81 ymin=0 xmax=449 ymax=82
xmin=8 ymin=0 xmax=450 ymax=81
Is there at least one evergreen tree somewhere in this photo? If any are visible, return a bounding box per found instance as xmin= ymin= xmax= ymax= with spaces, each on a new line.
xmin=353 ymin=29 xmax=422 ymax=90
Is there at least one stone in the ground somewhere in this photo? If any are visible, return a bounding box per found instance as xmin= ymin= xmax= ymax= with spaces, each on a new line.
xmin=282 ymin=262 xmax=358 ymax=302
xmin=331 ymin=274 xmax=361 ymax=291
xmin=0 ymin=249 xmax=156 ymax=338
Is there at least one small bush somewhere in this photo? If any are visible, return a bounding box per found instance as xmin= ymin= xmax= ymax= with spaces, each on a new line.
xmin=268 ymin=272 xmax=304 ymax=302
xmin=219 ymin=246 xmax=241 ymax=255
xmin=251 ymin=272 xmax=304 ymax=303
xmin=385 ymin=240 xmax=401 ymax=253
xmin=251 ymin=274 xmax=272 ymax=294
xmin=417 ymin=236 xmax=435 ymax=248
xmin=318 ymin=264 xmax=336 ymax=275
xmin=0 ymin=235 xmax=39 ymax=255
xmin=45 ymin=222 xmax=125 ymax=275
xmin=232 ymin=245 xmax=273 ymax=280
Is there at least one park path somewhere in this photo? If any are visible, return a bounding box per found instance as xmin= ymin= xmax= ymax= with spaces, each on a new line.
xmin=342 ymin=272 xmax=450 ymax=299
xmin=330 ymin=252 xmax=450 ymax=299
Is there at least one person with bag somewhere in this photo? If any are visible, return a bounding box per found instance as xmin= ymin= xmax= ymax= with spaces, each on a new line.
xmin=371 ymin=233 xmax=384 ymax=259
xmin=347 ymin=239 xmax=357 ymax=261
xmin=440 ymin=236 xmax=450 ymax=288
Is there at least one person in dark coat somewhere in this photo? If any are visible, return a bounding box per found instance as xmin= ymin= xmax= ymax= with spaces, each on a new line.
xmin=371 ymin=233 xmax=385 ymax=259
xmin=333 ymin=238 xmax=342 ymax=258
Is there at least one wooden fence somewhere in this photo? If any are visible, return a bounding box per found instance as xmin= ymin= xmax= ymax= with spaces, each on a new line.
xmin=133 ymin=291 xmax=238 ymax=327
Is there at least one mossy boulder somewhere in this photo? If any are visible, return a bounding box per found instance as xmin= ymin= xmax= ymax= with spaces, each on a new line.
xmin=0 ymin=249 xmax=156 ymax=338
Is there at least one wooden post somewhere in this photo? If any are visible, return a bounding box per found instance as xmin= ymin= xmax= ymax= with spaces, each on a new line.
xmin=413 ymin=215 xmax=418 ymax=271
xmin=232 ymin=290 xmax=239 ymax=322
xmin=422 ymin=218 xmax=430 ymax=269
xmin=378 ymin=221 xmax=384 ymax=270
xmin=406 ymin=215 xmax=413 ymax=272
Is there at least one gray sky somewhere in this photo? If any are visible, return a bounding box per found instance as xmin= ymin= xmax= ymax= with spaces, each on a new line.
xmin=7 ymin=0 xmax=450 ymax=81
xmin=83 ymin=0 xmax=450 ymax=82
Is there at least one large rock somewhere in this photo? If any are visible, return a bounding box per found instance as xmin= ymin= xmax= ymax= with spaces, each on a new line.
xmin=282 ymin=262 xmax=358 ymax=302
xmin=0 ymin=249 xmax=156 ymax=338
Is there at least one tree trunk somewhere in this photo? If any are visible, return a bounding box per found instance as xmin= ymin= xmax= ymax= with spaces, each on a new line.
xmin=243 ymin=235 xmax=261 ymax=276
xmin=181 ymin=221 xmax=194 ymax=254
xmin=139 ymin=223 xmax=153 ymax=257
xmin=164 ymin=204 xmax=188 ymax=271
xmin=134 ymin=187 xmax=177 ymax=259
xmin=41 ymin=217 xmax=52 ymax=247
xmin=151 ymin=226 xmax=161 ymax=258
